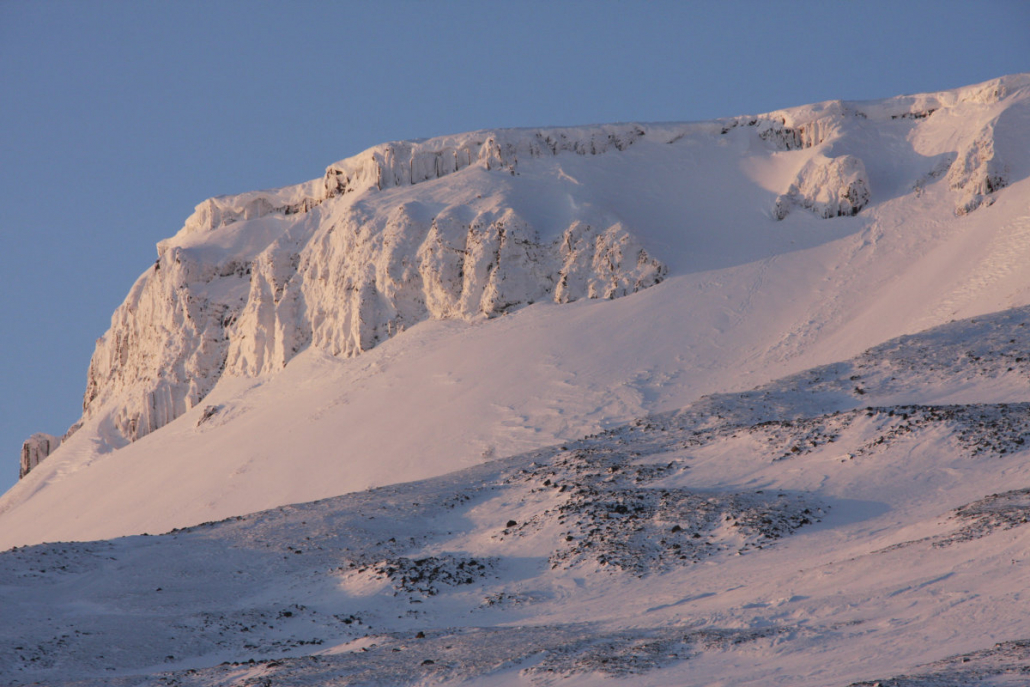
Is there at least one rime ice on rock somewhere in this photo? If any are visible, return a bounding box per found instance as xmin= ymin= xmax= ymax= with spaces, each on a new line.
xmin=774 ymin=154 xmax=871 ymax=220
xmin=949 ymin=125 xmax=1009 ymax=215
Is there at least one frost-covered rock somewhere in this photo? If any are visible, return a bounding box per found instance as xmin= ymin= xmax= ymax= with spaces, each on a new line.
xmin=226 ymin=204 xmax=664 ymax=375
xmin=753 ymin=108 xmax=844 ymax=151
xmin=949 ymin=124 xmax=1008 ymax=215
xmin=774 ymin=154 xmax=871 ymax=219
xmin=19 ymin=433 xmax=60 ymax=478
xmin=555 ymin=221 xmax=665 ymax=302
xmin=178 ymin=125 xmax=651 ymax=240
xmin=82 ymin=246 xmax=246 ymax=443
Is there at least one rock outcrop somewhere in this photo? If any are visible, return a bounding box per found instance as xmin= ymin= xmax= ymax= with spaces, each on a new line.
xmin=20 ymin=433 xmax=60 ymax=478
xmin=226 ymin=204 xmax=665 ymax=377
xmin=773 ymin=154 xmax=871 ymax=220
xmin=82 ymin=245 xmax=245 ymax=443
xmin=949 ymin=124 xmax=1008 ymax=215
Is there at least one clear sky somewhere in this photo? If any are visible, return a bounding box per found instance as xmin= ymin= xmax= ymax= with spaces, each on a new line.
xmin=1 ymin=0 xmax=1028 ymax=495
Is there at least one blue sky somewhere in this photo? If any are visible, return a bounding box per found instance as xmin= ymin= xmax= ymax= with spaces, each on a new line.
xmin=1 ymin=0 xmax=1028 ymax=495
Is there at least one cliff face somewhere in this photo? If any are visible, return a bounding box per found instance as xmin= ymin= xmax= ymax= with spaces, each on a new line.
xmin=225 ymin=204 xmax=665 ymax=377
xmin=21 ymin=75 xmax=1029 ymax=475
xmin=82 ymin=245 xmax=242 ymax=443
xmin=76 ymin=125 xmax=672 ymax=448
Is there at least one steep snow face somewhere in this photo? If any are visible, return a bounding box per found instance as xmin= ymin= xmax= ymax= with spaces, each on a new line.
xmin=11 ymin=75 xmax=1030 ymax=522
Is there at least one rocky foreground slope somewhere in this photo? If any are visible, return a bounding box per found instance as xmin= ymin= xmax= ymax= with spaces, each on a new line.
xmin=7 ymin=307 xmax=1030 ymax=685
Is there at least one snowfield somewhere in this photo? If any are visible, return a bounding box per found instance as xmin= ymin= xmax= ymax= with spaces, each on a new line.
xmin=3 ymin=74 xmax=1030 ymax=686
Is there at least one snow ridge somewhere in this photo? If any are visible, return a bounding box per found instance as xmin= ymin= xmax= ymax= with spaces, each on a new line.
xmin=179 ymin=125 xmax=651 ymax=239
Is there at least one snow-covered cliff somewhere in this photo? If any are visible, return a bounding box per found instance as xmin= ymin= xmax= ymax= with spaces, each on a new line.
xmin=773 ymin=154 xmax=871 ymax=219
xmin=76 ymin=125 xmax=673 ymax=448
xmin=18 ymin=74 xmax=1030 ymax=477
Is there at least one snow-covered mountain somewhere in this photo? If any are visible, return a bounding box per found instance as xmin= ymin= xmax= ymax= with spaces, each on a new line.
xmin=3 ymin=74 xmax=1030 ymax=686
